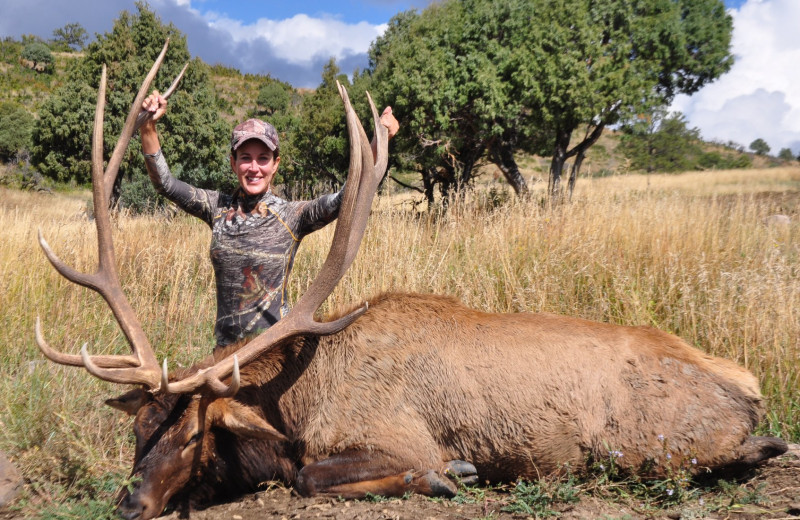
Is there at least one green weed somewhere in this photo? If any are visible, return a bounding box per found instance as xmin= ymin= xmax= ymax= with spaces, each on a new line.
xmin=500 ymin=475 xmax=580 ymax=517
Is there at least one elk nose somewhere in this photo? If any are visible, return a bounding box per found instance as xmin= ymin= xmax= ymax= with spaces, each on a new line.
xmin=117 ymin=490 xmax=159 ymax=520
xmin=116 ymin=497 xmax=143 ymax=520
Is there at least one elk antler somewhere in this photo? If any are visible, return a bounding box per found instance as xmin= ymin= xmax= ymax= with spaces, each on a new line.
xmin=160 ymin=82 xmax=389 ymax=396
xmin=37 ymin=42 xmax=388 ymax=398
xmin=36 ymin=40 xmax=187 ymax=391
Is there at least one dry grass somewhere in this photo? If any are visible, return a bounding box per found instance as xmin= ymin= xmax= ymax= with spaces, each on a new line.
xmin=0 ymin=166 xmax=798 ymax=512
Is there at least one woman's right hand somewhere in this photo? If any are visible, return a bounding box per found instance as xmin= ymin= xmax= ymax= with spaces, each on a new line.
xmin=142 ymin=90 xmax=168 ymax=124
xmin=141 ymin=90 xmax=167 ymax=153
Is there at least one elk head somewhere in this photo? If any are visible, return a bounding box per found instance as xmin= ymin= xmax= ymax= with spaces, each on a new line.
xmin=35 ymin=40 xmax=389 ymax=519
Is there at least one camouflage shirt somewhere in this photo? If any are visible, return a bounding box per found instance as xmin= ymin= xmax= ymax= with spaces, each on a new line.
xmin=144 ymin=150 xmax=342 ymax=347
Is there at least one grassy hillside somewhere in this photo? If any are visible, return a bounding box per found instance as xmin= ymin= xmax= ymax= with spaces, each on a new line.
xmin=0 ymin=40 xmax=81 ymax=114
xmin=207 ymin=63 xmax=268 ymax=125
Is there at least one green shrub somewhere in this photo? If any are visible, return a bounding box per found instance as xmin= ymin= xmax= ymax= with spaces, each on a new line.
xmin=0 ymin=102 xmax=34 ymax=161
xmin=20 ymin=42 xmax=53 ymax=72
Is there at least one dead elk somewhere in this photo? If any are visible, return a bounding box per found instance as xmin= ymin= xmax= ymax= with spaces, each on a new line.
xmin=35 ymin=42 xmax=787 ymax=520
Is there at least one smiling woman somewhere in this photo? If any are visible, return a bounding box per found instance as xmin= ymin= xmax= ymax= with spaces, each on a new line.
xmin=138 ymin=88 xmax=398 ymax=350
xmin=228 ymin=118 xmax=281 ymax=196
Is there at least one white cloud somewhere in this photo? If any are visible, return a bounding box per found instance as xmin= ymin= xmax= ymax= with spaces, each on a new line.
xmin=0 ymin=0 xmax=390 ymax=88
xmin=204 ymin=13 xmax=386 ymax=66
xmin=671 ymin=0 xmax=800 ymax=153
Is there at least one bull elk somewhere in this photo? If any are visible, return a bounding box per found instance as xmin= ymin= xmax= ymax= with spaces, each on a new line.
xmin=35 ymin=42 xmax=787 ymax=520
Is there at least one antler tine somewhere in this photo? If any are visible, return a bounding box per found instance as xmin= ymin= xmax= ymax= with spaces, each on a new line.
xmin=35 ymin=317 xmax=140 ymax=368
xmin=36 ymin=47 xmax=186 ymax=391
xmin=366 ymin=91 xmax=389 ymax=185
xmin=339 ymin=87 xmax=387 ymax=259
xmin=103 ymin=39 xmax=188 ymax=202
xmin=133 ymin=61 xmax=189 ymax=134
xmin=162 ymin=83 xmax=389 ymax=396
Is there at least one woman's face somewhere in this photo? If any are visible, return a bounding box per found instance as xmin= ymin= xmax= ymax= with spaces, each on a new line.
xmin=230 ymin=140 xmax=280 ymax=196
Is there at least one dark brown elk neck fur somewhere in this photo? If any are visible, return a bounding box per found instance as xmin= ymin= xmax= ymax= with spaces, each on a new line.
xmin=128 ymin=350 xmax=308 ymax=508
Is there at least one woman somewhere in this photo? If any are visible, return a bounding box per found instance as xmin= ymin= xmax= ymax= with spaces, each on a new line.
xmin=140 ymin=91 xmax=398 ymax=348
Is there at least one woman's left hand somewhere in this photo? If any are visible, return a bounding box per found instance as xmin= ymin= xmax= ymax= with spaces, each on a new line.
xmin=380 ymin=107 xmax=400 ymax=139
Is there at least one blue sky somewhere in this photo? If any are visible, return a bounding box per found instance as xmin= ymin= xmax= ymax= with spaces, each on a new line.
xmin=191 ymin=0 xmax=429 ymax=25
xmin=1 ymin=0 xmax=798 ymax=153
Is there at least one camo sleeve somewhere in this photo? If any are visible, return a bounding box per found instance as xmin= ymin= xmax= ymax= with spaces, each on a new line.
xmin=296 ymin=189 xmax=344 ymax=237
xmin=143 ymin=149 xmax=219 ymax=226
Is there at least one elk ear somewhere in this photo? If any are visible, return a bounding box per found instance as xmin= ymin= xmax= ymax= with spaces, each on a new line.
xmin=106 ymin=388 xmax=152 ymax=416
xmin=207 ymin=399 xmax=288 ymax=442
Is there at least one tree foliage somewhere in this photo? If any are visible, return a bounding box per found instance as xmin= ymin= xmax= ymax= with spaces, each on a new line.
xmin=619 ymin=109 xmax=701 ymax=172
xmin=749 ymin=138 xmax=770 ymax=156
xmin=0 ymin=102 xmax=34 ymax=161
xmin=778 ymin=148 xmax=794 ymax=161
xmin=51 ymin=23 xmax=89 ymax=52
xmin=365 ymin=4 xmax=516 ymax=205
xmin=620 ymin=107 xmax=752 ymax=172
xmin=268 ymin=59 xmax=397 ymax=199
xmin=21 ymin=42 xmax=53 ymax=71
xmin=286 ymin=59 xmax=352 ymax=193
xmin=31 ymin=1 xmax=231 ymax=209
xmin=364 ymin=0 xmax=734 ymax=201
xmin=256 ymin=80 xmax=291 ymax=116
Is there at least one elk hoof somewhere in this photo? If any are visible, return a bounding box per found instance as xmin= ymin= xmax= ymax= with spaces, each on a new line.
xmin=443 ymin=459 xmax=479 ymax=486
xmin=413 ymin=470 xmax=458 ymax=497
xmin=738 ymin=436 xmax=788 ymax=465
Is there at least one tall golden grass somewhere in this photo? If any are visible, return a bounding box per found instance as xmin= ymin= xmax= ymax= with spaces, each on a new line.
xmin=0 ymin=166 xmax=798 ymax=510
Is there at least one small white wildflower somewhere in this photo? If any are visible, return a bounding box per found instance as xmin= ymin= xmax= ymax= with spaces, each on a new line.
xmin=667 ymin=488 xmax=674 ymax=496
xmin=691 ymin=458 xmax=697 ymax=465
xmin=666 ymin=453 xmax=672 ymax=460
xmin=599 ymin=464 xmax=605 ymax=471
xmin=657 ymin=434 xmax=665 ymax=442
xmin=699 ymin=498 xmax=705 ymax=506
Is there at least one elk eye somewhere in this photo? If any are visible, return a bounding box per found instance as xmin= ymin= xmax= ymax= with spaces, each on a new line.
xmin=184 ymin=432 xmax=203 ymax=449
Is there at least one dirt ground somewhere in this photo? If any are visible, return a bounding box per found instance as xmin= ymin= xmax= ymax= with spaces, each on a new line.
xmin=155 ymin=445 xmax=800 ymax=520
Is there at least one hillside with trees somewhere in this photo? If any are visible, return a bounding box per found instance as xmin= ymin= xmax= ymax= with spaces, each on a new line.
xmin=0 ymin=0 xmax=796 ymax=211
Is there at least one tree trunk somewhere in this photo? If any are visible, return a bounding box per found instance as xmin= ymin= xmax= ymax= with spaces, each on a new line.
xmin=456 ymin=143 xmax=485 ymax=190
xmin=422 ymin=167 xmax=436 ymax=210
xmin=458 ymin=158 xmax=475 ymax=190
xmin=439 ymin=164 xmax=454 ymax=208
xmin=567 ymin=150 xmax=585 ymax=201
xmin=566 ymin=122 xmax=605 ymax=200
xmin=490 ymin=143 xmax=529 ymax=196
xmin=549 ymin=128 xmax=571 ymax=201
xmin=109 ymin=174 xmax=124 ymax=210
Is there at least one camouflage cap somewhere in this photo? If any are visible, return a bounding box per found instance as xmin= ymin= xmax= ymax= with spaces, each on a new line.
xmin=230 ymin=118 xmax=279 ymax=152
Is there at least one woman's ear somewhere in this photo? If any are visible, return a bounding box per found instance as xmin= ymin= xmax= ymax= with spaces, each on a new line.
xmin=271 ymin=155 xmax=281 ymax=174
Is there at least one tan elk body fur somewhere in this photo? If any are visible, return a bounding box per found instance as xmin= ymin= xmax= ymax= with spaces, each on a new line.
xmin=216 ymin=292 xmax=764 ymax=481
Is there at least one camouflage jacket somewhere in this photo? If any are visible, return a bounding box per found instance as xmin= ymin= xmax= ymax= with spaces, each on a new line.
xmin=144 ymin=150 xmax=342 ymax=347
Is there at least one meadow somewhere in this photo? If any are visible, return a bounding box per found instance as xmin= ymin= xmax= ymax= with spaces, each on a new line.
xmin=0 ymin=166 xmax=798 ymax=515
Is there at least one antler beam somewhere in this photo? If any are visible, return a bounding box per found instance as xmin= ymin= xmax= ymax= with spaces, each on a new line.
xmin=36 ymin=40 xmax=187 ymax=391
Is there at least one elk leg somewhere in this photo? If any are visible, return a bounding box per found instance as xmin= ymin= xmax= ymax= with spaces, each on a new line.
xmin=296 ymin=449 xmax=464 ymax=498
xmin=320 ymin=469 xmax=457 ymax=499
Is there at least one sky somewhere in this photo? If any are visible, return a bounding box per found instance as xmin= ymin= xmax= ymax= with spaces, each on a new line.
xmin=1 ymin=0 xmax=798 ymax=154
